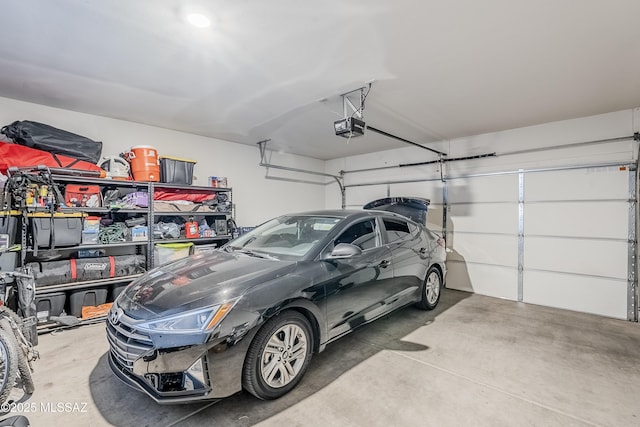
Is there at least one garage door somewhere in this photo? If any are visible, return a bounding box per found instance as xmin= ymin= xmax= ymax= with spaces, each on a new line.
xmin=523 ymin=166 xmax=631 ymax=319
xmin=344 ymin=164 xmax=635 ymax=320
xmin=445 ymin=174 xmax=520 ymax=300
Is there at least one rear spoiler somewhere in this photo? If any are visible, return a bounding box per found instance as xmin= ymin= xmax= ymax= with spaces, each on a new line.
xmin=363 ymin=197 xmax=430 ymax=225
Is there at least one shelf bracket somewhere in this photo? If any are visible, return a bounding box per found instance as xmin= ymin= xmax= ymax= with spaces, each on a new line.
xmin=340 ymin=86 xmax=368 ymax=119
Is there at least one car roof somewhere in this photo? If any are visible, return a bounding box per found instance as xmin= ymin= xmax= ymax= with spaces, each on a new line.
xmin=284 ymin=209 xmax=414 ymax=223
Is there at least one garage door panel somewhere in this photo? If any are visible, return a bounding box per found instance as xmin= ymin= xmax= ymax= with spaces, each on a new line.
xmin=523 ymin=270 xmax=627 ymax=319
xmin=524 ymin=237 xmax=626 ymax=280
xmin=448 ymin=233 xmax=518 ymax=267
xmin=345 ymin=185 xmax=387 ymax=207
xmin=526 ymin=201 xmax=628 ymax=239
xmin=390 ymin=182 xmax=443 ymax=204
xmin=526 ymin=168 xmax=629 ymax=201
xmin=448 ymin=175 xmax=518 ymax=203
xmin=425 ymin=203 xmax=444 ymax=231
xmin=449 ymin=203 xmax=518 ymax=234
xmin=446 ymin=261 xmax=517 ymax=300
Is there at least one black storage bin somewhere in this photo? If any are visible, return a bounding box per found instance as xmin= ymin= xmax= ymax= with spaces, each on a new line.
xmin=0 ymin=252 xmax=17 ymax=283
xmin=159 ymin=156 xmax=196 ymax=185
xmin=0 ymin=212 xmax=19 ymax=246
xmin=30 ymin=214 xmax=83 ymax=248
xmin=35 ymin=292 xmax=66 ymax=323
xmin=111 ymin=283 xmax=129 ymax=301
xmin=69 ymin=286 xmax=108 ymax=318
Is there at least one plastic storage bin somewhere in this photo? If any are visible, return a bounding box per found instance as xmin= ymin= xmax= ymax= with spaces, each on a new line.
xmin=131 ymin=225 xmax=148 ymax=241
xmin=29 ymin=213 xmax=84 ymax=248
xmin=111 ymin=283 xmax=129 ymax=301
xmin=69 ymin=286 xmax=108 ymax=318
xmin=0 ymin=252 xmax=18 ymax=283
xmin=160 ymin=156 xmax=196 ymax=185
xmin=0 ymin=212 xmax=19 ymax=247
xmin=35 ymin=292 xmax=66 ymax=323
xmin=154 ymin=242 xmax=194 ymax=266
xmin=81 ymin=230 xmax=99 ymax=244
xmin=83 ymin=216 xmax=101 ymax=231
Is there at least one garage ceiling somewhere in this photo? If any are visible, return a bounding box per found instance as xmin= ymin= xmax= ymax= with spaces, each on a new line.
xmin=0 ymin=0 xmax=639 ymax=160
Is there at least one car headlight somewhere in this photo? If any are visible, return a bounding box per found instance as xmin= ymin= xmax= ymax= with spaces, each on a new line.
xmin=137 ymin=301 xmax=236 ymax=333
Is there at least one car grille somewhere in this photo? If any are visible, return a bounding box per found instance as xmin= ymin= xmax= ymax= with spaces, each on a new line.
xmin=106 ymin=316 xmax=154 ymax=371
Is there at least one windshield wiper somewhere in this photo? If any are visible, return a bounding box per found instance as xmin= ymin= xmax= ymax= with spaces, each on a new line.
xmin=236 ymin=250 xmax=279 ymax=260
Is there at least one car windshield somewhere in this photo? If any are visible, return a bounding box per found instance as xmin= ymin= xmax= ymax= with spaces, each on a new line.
xmin=225 ymin=215 xmax=342 ymax=260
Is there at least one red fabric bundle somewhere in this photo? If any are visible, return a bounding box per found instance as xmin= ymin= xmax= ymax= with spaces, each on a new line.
xmin=0 ymin=141 xmax=103 ymax=174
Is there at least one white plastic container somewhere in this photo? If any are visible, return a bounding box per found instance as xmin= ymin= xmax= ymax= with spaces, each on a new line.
xmin=154 ymin=242 xmax=194 ymax=266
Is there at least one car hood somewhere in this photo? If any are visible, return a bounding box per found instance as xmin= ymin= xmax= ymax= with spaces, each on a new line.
xmin=117 ymin=250 xmax=296 ymax=320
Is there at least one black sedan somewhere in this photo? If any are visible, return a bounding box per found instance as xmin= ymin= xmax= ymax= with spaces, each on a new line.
xmin=107 ymin=209 xmax=446 ymax=403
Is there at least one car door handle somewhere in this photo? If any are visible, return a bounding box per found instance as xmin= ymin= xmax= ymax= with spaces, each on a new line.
xmin=419 ymin=247 xmax=428 ymax=255
xmin=378 ymin=260 xmax=390 ymax=268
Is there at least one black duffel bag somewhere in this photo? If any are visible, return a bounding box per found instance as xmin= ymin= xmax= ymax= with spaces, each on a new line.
xmin=27 ymin=255 xmax=146 ymax=287
xmin=0 ymin=120 xmax=102 ymax=164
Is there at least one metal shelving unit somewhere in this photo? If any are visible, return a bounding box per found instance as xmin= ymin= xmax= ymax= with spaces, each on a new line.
xmin=35 ymin=274 xmax=143 ymax=294
xmin=14 ymin=175 xmax=234 ymax=329
xmin=59 ymin=207 xmax=144 ymax=214
xmin=26 ymin=241 xmax=148 ymax=252
xmin=149 ymin=181 xmax=233 ymax=268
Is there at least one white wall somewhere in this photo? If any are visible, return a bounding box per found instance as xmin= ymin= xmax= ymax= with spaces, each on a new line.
xmin=2 ymin=95 xmax=639 ymax=318
xmin=0 ymin=96 xmax=326 ymax=226
xmin=325 ymin=108 xmax=640 ymax=319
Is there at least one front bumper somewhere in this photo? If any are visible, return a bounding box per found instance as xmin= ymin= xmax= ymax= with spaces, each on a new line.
xmin=106 ymin=313 xmax=255 ymax=404
xmin=108 ymin=351 xmax=217 ymax=404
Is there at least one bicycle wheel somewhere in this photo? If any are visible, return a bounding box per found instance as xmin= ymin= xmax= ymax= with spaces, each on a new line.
xmin=0 ymin=308 xmax=29 ymax=343
xmin=0 ymin=319 xmax=34 ymax=395
xmin=0 ymin=327 xmax=18 ymax=406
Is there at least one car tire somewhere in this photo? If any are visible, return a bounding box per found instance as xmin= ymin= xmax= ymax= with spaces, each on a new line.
xmin=243 ymin=310 xmax=313 ymax=400
xmin=416 ymin=265 xmax=443 ymax=310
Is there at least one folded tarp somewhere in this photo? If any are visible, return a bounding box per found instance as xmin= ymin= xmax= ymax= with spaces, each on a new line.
xmin=0 ymin=141 xmax=104 ymax=174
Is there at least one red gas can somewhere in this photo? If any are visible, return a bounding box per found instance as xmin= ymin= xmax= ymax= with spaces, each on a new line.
xmin=185 ymin=218 xmax=199 ymax=239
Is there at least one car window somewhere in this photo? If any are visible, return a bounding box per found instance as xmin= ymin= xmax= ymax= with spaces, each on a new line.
xmin=264 ymin=222 xmax=297 ymax=239
xmin=383 ymin=219 xmax=411 ymax=243
xmin=408 ymin=222 xmax=419 ymax=236
xmin=227 ymin=215 xmax=341 ymax=260
xmin=334 ymin=219 xmax=378 ymax=250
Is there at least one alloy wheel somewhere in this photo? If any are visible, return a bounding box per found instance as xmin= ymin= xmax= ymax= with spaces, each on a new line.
xmin=425 ymin=270 xmax=441 ymax=305
xmin=260 ymin=324 xmax=308 ymax=388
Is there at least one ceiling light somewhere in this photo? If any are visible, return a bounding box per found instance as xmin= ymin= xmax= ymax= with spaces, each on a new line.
xmin=186 ymin=13 xmax=211 ymax=28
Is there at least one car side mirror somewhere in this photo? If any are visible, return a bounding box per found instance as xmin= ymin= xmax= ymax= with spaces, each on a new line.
xmin=326 ymin=243 xmax=362 ymax=260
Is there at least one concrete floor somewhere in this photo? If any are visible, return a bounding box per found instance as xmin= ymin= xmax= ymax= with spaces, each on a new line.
xmin=3 ymin=289 xmax=640 ymax=426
